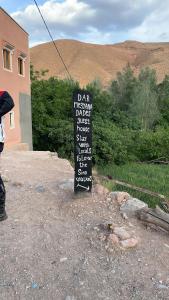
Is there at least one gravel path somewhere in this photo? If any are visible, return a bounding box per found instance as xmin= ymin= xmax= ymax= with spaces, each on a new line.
xmin=0 ymin=151 xmax=169 ymax=300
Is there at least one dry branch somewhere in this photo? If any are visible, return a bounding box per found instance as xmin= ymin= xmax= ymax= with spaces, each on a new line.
xmin=142 ymin=157 xmax=169 ymax=164
xmin=137 ymin=206 xmax=169 ymax=232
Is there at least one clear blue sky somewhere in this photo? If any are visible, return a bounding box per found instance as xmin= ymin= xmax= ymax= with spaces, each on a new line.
xmin=0 ymin=1 xmax=169 ymax=47
xmin=0 ymin=0 xmax=44 ymax=12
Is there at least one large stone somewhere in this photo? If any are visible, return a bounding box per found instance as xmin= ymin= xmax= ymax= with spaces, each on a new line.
xmin=59 ymin=179 xmax=74 ymax=191
xmin=113 ymin=227 xmax=131 ymax=240
xmin=120 ymin=198 xmax=148 ymax=217
xmin=109 ymin=191 xmax=130 ymax=205
xmin=120 ymin=238 xmax=139 ymax=249
xmin=108 ymin=233 xmax=119 ymax=244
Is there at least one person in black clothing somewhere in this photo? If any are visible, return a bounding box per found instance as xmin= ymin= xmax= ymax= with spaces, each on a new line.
xmin=0 ymin=91 xmax=15 ymax=221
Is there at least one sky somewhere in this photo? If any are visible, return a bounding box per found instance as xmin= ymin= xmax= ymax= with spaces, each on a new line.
xmin=1 ymin=0 xmax=169 ymax=47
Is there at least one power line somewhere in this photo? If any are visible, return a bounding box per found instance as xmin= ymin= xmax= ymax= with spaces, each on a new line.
xmin=33 ymin=0 xmax=72 ymax=80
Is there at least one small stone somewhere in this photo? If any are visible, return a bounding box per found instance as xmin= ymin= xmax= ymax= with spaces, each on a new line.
xmin=120 ymin=238 xmax=138 ymax=249
xmin=94 ymin=226 xmax=100 ymax=231
xmin=99 ymin=233 xmax=107 ymax=241
xmin=108 ymin=234 xmax=119 ymax=244
xmin=157 ymin=284 xmax=168 ymax=289
xmin=1 ymin=175 xmax=9 ymax=182
xmin=113 ymin=227 xmax=131 ymax=240
xmin=121 ymin=212 xmax=128 ymax=220
xmin=12 ymin=182 xmax=23 ymax=187
xmin=35 ymin=185 xmax=45 ymax=193
xmin=60 ymin=257 xmax=68 ymax=262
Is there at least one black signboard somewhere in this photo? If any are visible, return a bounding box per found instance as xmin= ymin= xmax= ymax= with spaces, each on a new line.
xmin=73 ymin=90 xmax=93 ymax=193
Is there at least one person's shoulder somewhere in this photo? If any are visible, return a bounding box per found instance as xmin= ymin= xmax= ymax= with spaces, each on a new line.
xmin=0 ymin=91 xmax=5 ymax=97
xmin=0 ymin=91 xmax=11 ymax=98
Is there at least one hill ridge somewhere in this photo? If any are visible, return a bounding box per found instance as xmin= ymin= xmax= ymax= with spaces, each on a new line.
xmin=30 ymin=39 xmax=169 ymax=86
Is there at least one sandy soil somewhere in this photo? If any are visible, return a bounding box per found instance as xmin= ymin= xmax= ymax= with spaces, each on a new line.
xmin=0 ymin=151 xmax=169 ymax=300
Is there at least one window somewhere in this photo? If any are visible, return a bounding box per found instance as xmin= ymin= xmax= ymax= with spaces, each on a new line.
xmin=9 ymin=112 xmax=15 ymax=129
xmin=3 ymin=48 xmax=12 ymax=70
xmin=18 ymin=53 xmax=26 ymax=76
xmin=18 ymin=57 xmax=24 ymax=76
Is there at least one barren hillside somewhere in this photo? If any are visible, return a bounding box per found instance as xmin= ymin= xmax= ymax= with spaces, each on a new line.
xmin=30 ymin=39 xmax=169 ymax=86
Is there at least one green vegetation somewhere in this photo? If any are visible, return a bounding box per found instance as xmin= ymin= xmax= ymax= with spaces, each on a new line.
xmin=98 ymin=163 xmax=169 ymax=207
xmin=31 ymin=64 xmax=169 ymax=206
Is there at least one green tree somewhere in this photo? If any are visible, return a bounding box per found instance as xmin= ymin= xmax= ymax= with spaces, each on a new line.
xmin=87 ymin=80 xmax=113 ymax=121
xmin=129 ymin=67 xmax=159 ymax=130
xmin=31 ymin=75 xmax=79 ymax=157
xmin=30 ymin=63 xmax=49 ymax=82
xmin=157 ymin=75 xmax=169 ymax=125
xmin=110 ymin=64 xmax=137 ymax=112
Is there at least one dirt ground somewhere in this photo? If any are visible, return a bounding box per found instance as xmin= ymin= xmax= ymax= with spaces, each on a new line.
xmin=0 ymin=151 xmax=169 ymax=300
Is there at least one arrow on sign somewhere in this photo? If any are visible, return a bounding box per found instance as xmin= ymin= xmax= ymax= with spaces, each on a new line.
xmin=77 ymin=184 xmax=90 ymax=191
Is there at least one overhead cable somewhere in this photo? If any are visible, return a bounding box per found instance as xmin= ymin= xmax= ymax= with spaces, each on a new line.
xmin=33 ymin=0 xmax=72 ymax=80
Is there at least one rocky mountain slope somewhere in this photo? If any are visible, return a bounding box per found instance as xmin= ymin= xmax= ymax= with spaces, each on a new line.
xmin=30 ymin=39 xmax=169 ymax=86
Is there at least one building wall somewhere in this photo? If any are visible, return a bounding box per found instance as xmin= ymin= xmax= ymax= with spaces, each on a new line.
xmin=0 ymin=8 xmax=32 ymax=149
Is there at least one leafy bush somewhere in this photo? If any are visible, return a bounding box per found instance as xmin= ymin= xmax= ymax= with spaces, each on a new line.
xmin=135 ymin=127 xmax=169 ymax=161
xmin=31 ymin=65 xmax=169 ymax=166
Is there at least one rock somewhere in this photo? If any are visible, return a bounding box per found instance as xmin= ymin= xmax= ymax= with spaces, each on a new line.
xmin=121 ymin=212 xmax=128 ymax=220
xmin=50 ymin=152 xmax=58 ymax=159
xmin=120 ymin=238 xmax=138 ymax=249
xmin=31 ymin=283 xmax=39 ymax=289
xmin=60 ymin=257 xmax=68 ymax=262
xmin=93 ymin=226 xmax=99 ymax=231
xmin=65 ymin=296 xmax=76 ymax=300
xmin=35 ymin=185 xmax=45 ymax=193
xmin=164 ymin=243 xmax=169 ymax=249
xmin=94 ymin=184 xmax=109 ymax=196
xmin=98 ymin=233 xmax=107 ymax=241
xmin=108 ymin=234 xmax=119 ymax=244
xmin=156 ymin=283 xmax=168 ymax=289
xmin=59 ymin=179 xmax=74 ymax=191
xmin=113 ymin=227 xmax=131 ymax=240
xmin=1 ymin=175 xmax=10 ymax=182
xmin=12 ymin=181 xmax=23 ymax=187
xmin=109 ymin=192 xmax=130 ymax=205
xmin=120 ymin=198 xmax=148 ymax=217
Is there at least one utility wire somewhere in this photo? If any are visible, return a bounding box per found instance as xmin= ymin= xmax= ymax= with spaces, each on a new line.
xmin=33 ymin=0 xmax=72 ymax=80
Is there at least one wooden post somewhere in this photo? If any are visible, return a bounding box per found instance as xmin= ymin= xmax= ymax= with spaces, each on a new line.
xmin=73 ymin=90 xmax=93 ymax=194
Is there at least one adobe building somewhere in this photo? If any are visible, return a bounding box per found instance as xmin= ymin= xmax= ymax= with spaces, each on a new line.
xmin=0 ymin=7 xmax=32 ymax=150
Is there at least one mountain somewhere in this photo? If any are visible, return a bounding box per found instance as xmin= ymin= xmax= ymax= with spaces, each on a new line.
xmin=30 ymin=39 xmax=169 ymax=87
